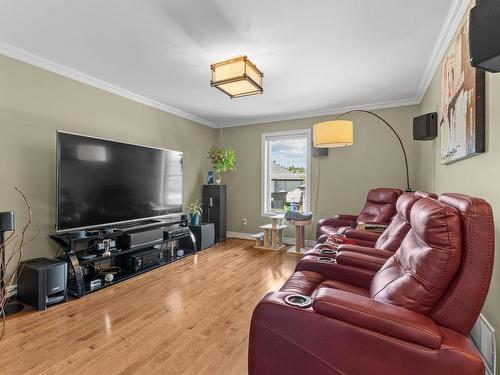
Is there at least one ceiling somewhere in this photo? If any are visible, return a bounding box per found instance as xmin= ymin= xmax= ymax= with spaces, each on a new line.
xmin=0 ymin=0 xmax=465 ymax=128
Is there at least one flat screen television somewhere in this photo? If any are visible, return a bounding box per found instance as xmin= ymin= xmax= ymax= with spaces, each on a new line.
xmin=56 ymin=132 xmax=183 ymax=232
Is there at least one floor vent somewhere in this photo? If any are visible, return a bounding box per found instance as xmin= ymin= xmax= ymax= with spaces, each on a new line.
xmin=470 ymin=314 xmax=496 ymax=375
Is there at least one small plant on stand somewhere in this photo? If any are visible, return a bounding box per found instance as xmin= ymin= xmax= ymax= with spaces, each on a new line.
xmin=188 ymin=200 xmax=203 ymax=225
xmin=208 ymin=145 xmax=237 ymax=185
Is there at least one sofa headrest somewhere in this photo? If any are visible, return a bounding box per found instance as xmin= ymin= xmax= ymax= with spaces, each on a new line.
xmin=366 ymin=188 xmax=403 ymax=204
xmin=396 ymin=193 xmax=420 ymax=222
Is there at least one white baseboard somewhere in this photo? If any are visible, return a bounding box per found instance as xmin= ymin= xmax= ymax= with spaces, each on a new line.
xmin=226 ymin=231 xmax=316 ymax=248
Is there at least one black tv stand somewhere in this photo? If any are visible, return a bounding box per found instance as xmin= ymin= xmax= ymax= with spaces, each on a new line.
xmin=50 ymin=217 xmax=196 ymax=298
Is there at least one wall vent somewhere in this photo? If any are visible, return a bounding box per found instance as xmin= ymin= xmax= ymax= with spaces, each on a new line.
xmin=470 ymin=314 xmax=496 ymax=375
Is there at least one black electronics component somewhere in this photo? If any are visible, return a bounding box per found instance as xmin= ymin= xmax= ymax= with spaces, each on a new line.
xmin=117 ymin=248 xmax=164 ymax=272
xmin=164 ymin=226 xmax=190 ymax=240
xmin=78 ymin=253 xmax=97 ymax=261
xmin=116 ymin=227 xmax=164 ymax=249
xmin=470 ymin=0 xmax=500 ymax=72
xmin=185 ymin=223 xmax=215 ymax=251
xmin=17 ymin=258 xmax=67 ymax=310
xmin=202 ymin=184 xmax=226 ymax=242
xmin=413 ymin=113 xmax=438 ymax=141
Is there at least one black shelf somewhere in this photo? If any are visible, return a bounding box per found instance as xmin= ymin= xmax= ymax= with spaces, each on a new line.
xmin=75 ymin=240 xmax=167 ymax=265
xmin=50 ymin=218 xmax=195 ymax=298
xmin=70 ymin=248 xmax=196 ymax=296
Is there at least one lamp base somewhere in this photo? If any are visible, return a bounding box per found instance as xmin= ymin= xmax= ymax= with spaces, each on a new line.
xmin=3 ymin=302 xmax=24 ymax=316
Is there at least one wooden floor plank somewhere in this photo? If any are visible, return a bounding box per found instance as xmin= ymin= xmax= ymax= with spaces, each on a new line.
xmin=0 ymin=239 xmax=300 ymax=375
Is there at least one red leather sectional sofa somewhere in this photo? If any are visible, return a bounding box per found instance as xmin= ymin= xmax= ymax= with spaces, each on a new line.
xmin=249 ymin=193 xmax=494 ymax=375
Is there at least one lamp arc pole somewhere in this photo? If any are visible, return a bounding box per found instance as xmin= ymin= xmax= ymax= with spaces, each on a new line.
xmin=332 ymin=109 xmax=412 ymax=192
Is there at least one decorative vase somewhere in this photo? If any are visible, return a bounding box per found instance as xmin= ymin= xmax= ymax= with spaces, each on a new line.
xmin=215 ymin=177 xmax=222 ymax=185
xmin=190 ymin=213 xmax=200 ymax=225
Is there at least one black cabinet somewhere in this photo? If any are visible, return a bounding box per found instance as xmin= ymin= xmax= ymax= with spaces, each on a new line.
xmin=202 ymin=185 xmax=226 ymax=242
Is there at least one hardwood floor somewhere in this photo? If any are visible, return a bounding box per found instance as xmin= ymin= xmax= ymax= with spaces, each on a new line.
xmin=0 ymin=239 xmax=301 ymax=375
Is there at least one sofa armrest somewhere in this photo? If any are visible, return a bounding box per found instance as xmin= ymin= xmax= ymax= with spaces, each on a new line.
xmin=335 ymin=251 xmax=387 ymax=271
xmin=334 ymin=214 xmax=358 ymax=222
xmin=313 ymin=288 xmax=442 ymax=349
xmin=296 ymin=256 xmax=375 ymax=289
xmin=344 ymin=229 xmax=381 ymax=243
xmin=337 ymin=244 xmax=394 ymax=259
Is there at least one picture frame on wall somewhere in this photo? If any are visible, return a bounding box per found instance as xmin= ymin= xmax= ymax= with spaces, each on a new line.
xmin=439 ymin=1 xmax=485 ymax=165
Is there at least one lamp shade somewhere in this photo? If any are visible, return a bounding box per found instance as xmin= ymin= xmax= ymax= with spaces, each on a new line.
xmin=313 ymin=120 xmax=354 ymax=148
xmin=211 ymin=55 xmax=263 ymax=98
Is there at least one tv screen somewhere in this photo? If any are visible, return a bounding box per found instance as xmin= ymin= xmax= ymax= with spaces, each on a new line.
xmin=56 ymin=132 xmax=183 ymax=232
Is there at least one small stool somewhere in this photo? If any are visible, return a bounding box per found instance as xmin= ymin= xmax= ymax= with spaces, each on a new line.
xmin=287 ymin=219 xmax=312 ymax=254
xmin=252 ymin=232 xmax=265 ymax=247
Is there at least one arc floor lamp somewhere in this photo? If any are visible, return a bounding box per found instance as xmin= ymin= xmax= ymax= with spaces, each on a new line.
xmin=313 ymin=110 xmax=412 ymax=192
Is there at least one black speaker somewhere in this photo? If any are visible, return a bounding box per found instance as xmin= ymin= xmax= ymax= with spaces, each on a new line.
xmin=0 ymin=211 xmax=15 ymax=232
xmin=187 ymin=223 xmax=215 ymax=250
xmin=17 ymin=258 xmax=67 ymax=310
xmin=202 ymin=185 xmax=226 ymax=243
xmin=413 ymin=113 xmax=437 ymax=141
xmin=470 ymin=0 xmax=500 ymax=72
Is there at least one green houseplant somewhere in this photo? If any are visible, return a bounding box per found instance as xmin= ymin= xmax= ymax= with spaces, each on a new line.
xmin=208 ymin=145 xmax=237 ymax=184
xmin=188 ymin=200 xmax=203 ymax=225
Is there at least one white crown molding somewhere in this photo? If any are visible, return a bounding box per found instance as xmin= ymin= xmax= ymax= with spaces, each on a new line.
xmin=415 ymin=0 xmax=471 ymax=102
xmin=0 ymin=0 xmax=468 ymax=129
xmin=0 ymin=41 xmax=218 ymax=128
xmin=220 ymin=97 xmax=420 ymax=128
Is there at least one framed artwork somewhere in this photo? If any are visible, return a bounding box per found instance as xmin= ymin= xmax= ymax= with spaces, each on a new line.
xmin=440 ymin=2 xmax=485 ymax=165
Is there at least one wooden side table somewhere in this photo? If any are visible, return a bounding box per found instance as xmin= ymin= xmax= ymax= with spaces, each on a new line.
xmin=287 ymin=219 xmax=312 ymax=254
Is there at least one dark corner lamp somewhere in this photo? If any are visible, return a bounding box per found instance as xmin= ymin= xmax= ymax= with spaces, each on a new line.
xmin=0 ymin=211 xmax=24 ymax=316
xmin=313 ymin=110 xmax=412 ymax=192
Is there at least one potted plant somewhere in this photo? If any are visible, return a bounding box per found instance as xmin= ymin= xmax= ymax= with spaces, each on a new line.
xmin=208 ymin=145 xmax=237 ymax=185
xmin=188 ymin=200 xmax=203 ymax=225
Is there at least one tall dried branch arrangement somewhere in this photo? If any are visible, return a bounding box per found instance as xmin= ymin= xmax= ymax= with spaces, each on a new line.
xmin=0 ymin=187 xmax=32 ymax=340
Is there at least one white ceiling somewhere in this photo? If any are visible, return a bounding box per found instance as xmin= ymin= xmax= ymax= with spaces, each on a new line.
xmin=0 ymin=0 xmax=466 ymax=128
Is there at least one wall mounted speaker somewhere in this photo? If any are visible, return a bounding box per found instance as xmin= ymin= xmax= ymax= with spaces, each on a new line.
xmin=413 ymin=113 xmax=437 ymax=141
xmin=311 ymin=143 xmax=329 ymax=157
xmin=470 ymin=0 xmax=500 ymax=72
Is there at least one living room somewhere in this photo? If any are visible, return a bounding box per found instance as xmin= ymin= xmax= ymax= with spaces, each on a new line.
xmin=0 ymin=1 xmax=499 ymax=374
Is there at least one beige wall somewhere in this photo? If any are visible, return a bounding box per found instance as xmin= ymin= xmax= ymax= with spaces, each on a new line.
xmin=221 ymin=105 xmax=421 ymax=240
xmin=0 ymin=54 xmax=216 ymax=274
xmin=414 ymin=1 xmax=500 ymax=369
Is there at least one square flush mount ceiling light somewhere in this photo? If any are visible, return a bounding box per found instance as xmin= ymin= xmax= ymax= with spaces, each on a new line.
xmin=210 ymin=55 xmax=263 ymax=99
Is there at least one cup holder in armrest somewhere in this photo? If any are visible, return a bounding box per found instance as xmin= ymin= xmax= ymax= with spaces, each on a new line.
xmin=318 ymin=257 xmax=335 ymax=263
xmin=285 ymin=294 xmax=313 ymax=308
xmin=320 ymin=249 xmax=336 ymax=255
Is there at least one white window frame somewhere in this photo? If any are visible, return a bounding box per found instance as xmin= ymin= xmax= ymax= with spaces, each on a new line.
xmin=261 ymin=129 xmax=311 ymax=216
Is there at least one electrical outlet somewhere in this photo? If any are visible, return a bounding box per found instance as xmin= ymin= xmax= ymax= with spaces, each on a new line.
xmin=242 ymin=218 xmax=248 ymax=226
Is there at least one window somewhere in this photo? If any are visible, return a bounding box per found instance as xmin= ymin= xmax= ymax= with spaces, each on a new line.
xmin=261 ymin=129 xmax=311 ymax=216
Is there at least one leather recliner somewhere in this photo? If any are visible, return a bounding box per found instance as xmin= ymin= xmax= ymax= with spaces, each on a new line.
xmin=316 ymin=188 xmax=402 ymax=241
xmin=307 ymin=192 xmax=421 ymax=261
xmin=338 ymin=190 xmax=438 ymax=248
xmin=249 ymin=194 xmax=494 ymax=375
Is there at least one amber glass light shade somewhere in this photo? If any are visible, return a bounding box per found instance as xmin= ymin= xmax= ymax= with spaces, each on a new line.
xmin=211 ymin=56 xmax=263 ymax=98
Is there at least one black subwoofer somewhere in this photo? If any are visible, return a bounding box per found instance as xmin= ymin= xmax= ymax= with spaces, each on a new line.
xmin=17 ymin=258 xmax=67 ymax=310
